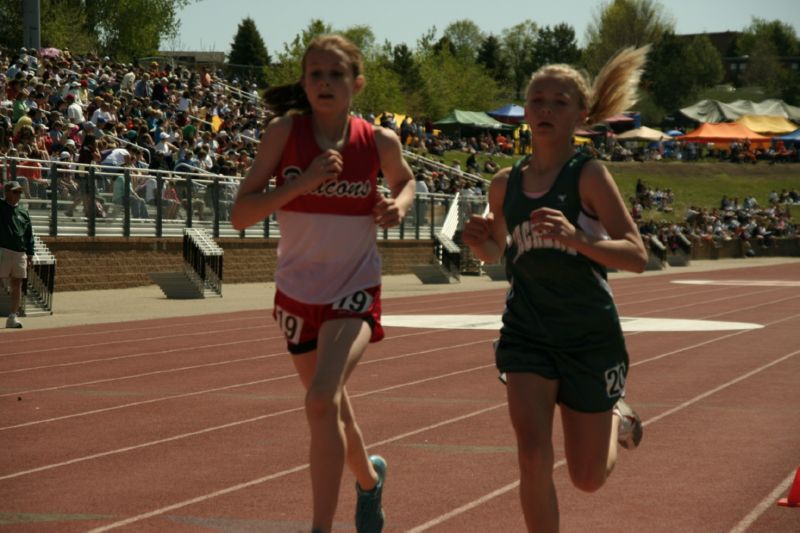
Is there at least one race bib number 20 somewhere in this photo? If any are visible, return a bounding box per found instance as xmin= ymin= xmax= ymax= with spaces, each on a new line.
xmin=605 ymin=362 xmax=627 ymax=398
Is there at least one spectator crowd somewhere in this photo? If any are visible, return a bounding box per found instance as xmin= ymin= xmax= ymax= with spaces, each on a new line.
xmin=1 ymin=46 xmax=797 ymax=255
xmin=1 ymin=46 xmax=261 ymax=219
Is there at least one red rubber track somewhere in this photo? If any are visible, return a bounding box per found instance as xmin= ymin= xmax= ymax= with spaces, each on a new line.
xmin=1 ymin=262 xmax=799 ymax=532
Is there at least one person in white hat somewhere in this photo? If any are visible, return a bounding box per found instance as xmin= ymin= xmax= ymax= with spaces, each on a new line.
xmin=0 ymin=181 xmax=35 ymax=328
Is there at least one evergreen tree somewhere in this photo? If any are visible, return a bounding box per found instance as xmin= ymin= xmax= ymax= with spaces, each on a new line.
xmin=477 ymin=34 xmax=510 ymax=86
xmin=227 ymin=17 xmax=271 ymax=87
xmin=532 ymin=24 xmax=581 ymax=71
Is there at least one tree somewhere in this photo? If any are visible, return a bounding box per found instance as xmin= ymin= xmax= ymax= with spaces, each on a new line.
xmin=0 ymin=0 xmax=96 ymax=54
xmin=415 ymin=26 xmax=438 ymax=56
xmin=501 ymin=21 xmax=538 ymax=100
xmin=353 ymin=59 xmax=406 ymax=117
xmin=341 ymin=25 xmax=377 ymax=57
xmin=583 ymin=0 xmax=674 ymax=74
xmin=442 ymin=19 xmax=484 ymax=63
xmin=532 ymin=23 xmax=581 ymax=71
xmin=736 ymin=18 xmax=800 ymax=100
xmin=87 ymin=0 xmax=191 ymax=60
xmin=417 ymin=49 xmax=502 ymax=121
xmin=644 ymin=32 xmax=723 ymax=113
xmin=736 ymin=18 xmax=800 ymax=57
xmin=227 ymin=17 xmax=270 ymax=87
xmin=267 ymin=19 xmax=333 ymax=87
xmin=739 ymin=38 xmax=784 ymax=98
xmin=477 ymin=34 xmax=509 ymax=86
xmin=40 ymin=1 xmax=96 ymax=53
xmin=389 ymin=43 xmax=423 ymax=92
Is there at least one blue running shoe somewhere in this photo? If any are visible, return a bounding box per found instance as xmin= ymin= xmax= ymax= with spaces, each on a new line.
xmin=355 ymin=455 xmax=386 ymax=533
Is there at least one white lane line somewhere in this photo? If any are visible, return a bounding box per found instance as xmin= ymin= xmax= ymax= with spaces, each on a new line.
xmin=0 ymin=342 xmax=495 ymax=478
xmin=85 ymin=402 xmax=507 ymax=533
xmin=0 ymin=349 xmax=286 ymax=400
xmin=0 ymin=329 xmax=482 ymax=405
xmin=674 ymin=280 xmax=800 ymax=287
xmin=0 ymin=336 xmax=281 ymax=377
xmin=382 ymin=314 xmax=764 ymax=332
xmin=1 ymin=324 xmax=273 ymax=359
xmin=8 ymin=290 xmax=800 ymax=529
xmin=0 ymin=315 xmax=272 ymax=356
xmin=409 ymin=348 xmax=800 ymax=531
xmin=729 ymin=468 xmax=799 ymax=533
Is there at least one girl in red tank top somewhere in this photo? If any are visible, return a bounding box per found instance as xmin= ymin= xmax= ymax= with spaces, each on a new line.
xmin=231 ymin=34 xmax=414 ymax=533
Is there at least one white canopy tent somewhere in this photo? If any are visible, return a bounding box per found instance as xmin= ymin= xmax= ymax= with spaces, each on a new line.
xmin=615 ymin=126 xmax=673 ymax=142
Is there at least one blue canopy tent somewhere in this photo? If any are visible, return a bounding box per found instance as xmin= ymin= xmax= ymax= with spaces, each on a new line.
xmin=775 ymin=128 xmax=800 ymax=141
xmin=487 ymin=103 xmax=525 ymax=124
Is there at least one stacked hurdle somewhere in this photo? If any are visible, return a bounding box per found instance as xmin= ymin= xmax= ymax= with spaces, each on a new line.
xmin=0 ymin=236 xmax=55 ymax=316
xmin=149 ymin=228 xmax=223 ymax=299
xmin=183 ymin=228 xmax=224 ymax=297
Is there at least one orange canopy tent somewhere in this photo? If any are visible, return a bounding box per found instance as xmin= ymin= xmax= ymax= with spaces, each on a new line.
xmin=675 ymin=122 xmax=771 ymax=147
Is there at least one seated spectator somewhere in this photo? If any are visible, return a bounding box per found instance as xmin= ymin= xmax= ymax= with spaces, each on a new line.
xmin=465 ymin=150 xmax=479 ymax=173
xmin=162 ymin=180 xmax=183 ymax=219
xmin=483 ymin=157 xmax=499 ymax=174
xmin=112 ymin=169 xmax=149 ymax=219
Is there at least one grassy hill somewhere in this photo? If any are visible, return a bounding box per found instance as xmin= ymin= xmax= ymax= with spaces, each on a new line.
xmin=438 ymin=151 xmax=798 ymax=223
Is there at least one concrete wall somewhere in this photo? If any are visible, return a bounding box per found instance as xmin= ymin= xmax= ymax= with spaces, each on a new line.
xmin=41 ymin=237 xmax=435 ymax=291
xmin=37 ymin=235 xmax=799 ymax=292
xmin=689 ymin=236 xmax=800 ymax=260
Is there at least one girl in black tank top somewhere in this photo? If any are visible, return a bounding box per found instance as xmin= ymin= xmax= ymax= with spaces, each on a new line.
xmin=463 ymin=46 xmax=651 ymax=531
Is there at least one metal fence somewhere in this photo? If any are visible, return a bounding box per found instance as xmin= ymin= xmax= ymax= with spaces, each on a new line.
xmin=2 ymin=156 xmax=485 ymax=240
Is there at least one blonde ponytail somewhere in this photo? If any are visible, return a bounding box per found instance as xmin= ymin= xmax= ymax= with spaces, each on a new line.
xmin=526 ymin=45 xmax=650 ymax=127
xmin=586 ymin=45 xmax=650 ymax=126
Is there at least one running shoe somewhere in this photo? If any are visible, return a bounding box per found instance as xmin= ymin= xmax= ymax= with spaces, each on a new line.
xmin=355 ymin=455 xmax=386 ymax=533
xmin=614 ymin=398 xmax=643 ymax=450
xmin=6 ymin=314 xmax=22 ymax=329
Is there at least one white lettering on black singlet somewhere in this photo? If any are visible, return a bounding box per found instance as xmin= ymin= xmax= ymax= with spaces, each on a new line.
xmin=510 ymin=219 xmax=577 ymax=263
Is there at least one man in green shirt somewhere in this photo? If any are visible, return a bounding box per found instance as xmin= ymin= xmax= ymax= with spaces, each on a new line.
xmin=0 ymin=181 xmax=34 ymax=328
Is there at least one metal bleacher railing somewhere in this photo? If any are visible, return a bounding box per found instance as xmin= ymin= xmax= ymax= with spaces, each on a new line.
xmin=1 ymin=155 xmax=473 ymax=241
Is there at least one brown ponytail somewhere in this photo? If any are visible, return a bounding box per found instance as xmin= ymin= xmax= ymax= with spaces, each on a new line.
xmin=262 ymin=82 xmax=310 ymax=124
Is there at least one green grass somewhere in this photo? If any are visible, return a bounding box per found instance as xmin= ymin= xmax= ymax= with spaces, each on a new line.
xmin=433 ymin=151 xmax=798 ymax=223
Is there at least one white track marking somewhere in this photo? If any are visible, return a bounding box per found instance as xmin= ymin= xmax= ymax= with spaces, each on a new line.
xmin=6 ymin=285 xmax=799 ymax=530
xmin=674 ymin=279 xmax=800 ymax=287
xmin=382 ymin=314 xmax=763 ymax=332
xmin=85 ymin=402 xmax=506 ymax=533
xmin=0 ymin=324 xmax=273 ymax=359
xmin=729 ymin=469 xmax=799 ymax=533
xmin=410 ymin=348 xmax=800 ymax=531
xmin=0 ymin=343 xmax=495 ymax=478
